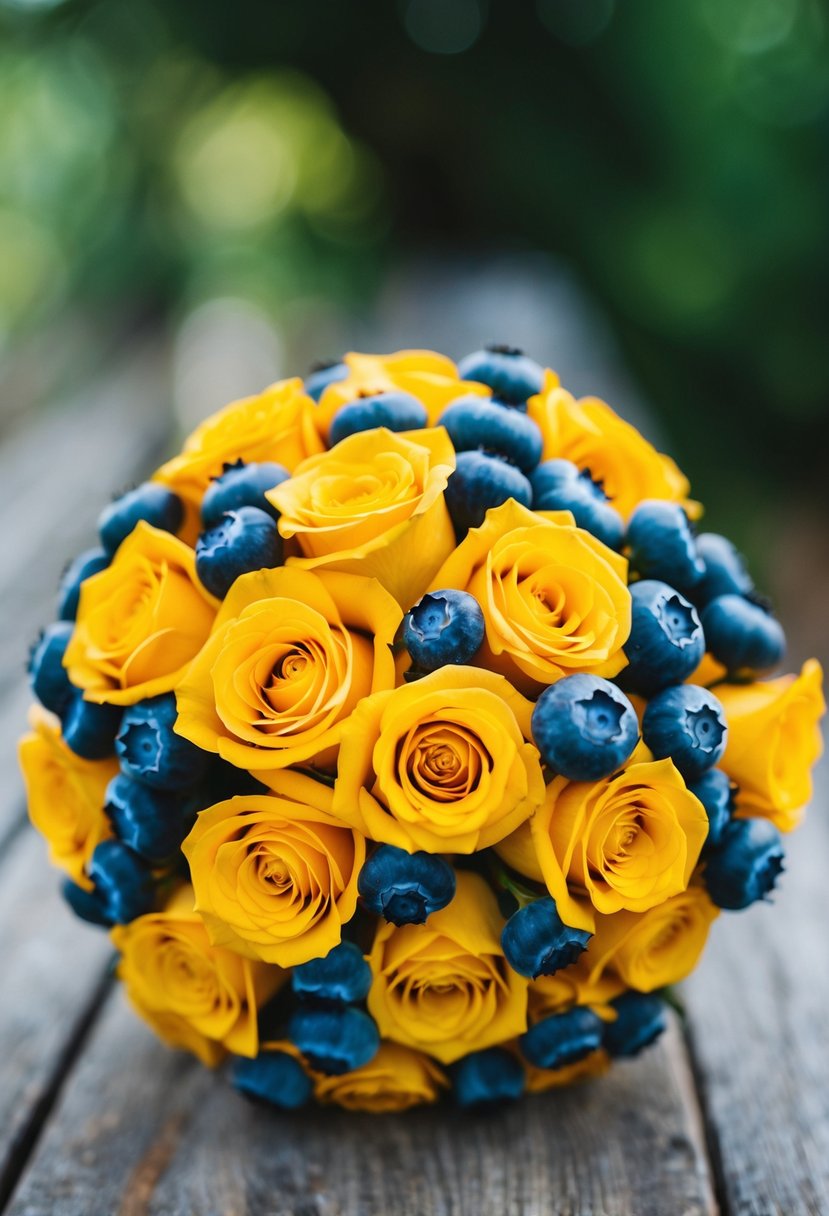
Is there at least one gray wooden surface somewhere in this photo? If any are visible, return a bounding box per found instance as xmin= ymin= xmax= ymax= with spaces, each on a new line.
xmin=0 ymin=336 xmax=826 ymax=1215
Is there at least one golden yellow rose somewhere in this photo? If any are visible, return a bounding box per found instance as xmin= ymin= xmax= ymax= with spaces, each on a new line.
xmin=524 ymin=1049 xmax=611 ymax=1094
xmin=497 ymin=759 xmax=709 ymax=933
xmin=333 ymin=665 xmax=545 ymax=853
xmin=64 ymin=522 xmax=217 ymax=706
xmin=431 ymin=498 xmax=631 ymax=694
xmin=18 ymin=705 xmax=117 ymax=888
xmin=527 ymin=959 xmax=624 ymax=1024
xmin=182 ymin=771 xmax=365 ymax=967
xmin=717 ymin=659 xmax=825 ymax=832
xmin=268 ymin=427 xmax=456 ymax=609
xmin=111 ymin=886 xmax=282 ymax=1067
xmin=175 ymin=566 xmax=400 ymax=770
xmin=528 ymin=373 xmax=695 ymax=521
xmin=313 ymin=349 xmax=490 ymax=438
xmin=314 ymin=1042 xmax=448 ymax=1112
xmin=367 ymin=871 xmax=528 ymax=1064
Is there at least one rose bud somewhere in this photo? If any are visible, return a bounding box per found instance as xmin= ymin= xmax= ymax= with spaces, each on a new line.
xmin=86 ymin=840 xmax=157 ymax=924
xmin=701 ymin=594 xmax=786 ymax=678
xmin=115 ymin=694 xmax=208 ymax=790
xmin=28 ymin=621 xmax=75 ymax=718
xmin=104 ymin=773 xmax=196 ymax=864
xmin=450 ymin=1047 xmax=525 ymax=1109
xmin=626 ymin=500 xmax=705 ymax=593
xmin=687 ymin=768 xmax=734 ymax=853
xmin=520 ymin=1006 xmax=605 ymax=1071
xmin=62 ymin=694 xmax=123 ymax=760
xmin=231 ymin=1050 xmax=312 ymax=1110
xmin=98 ymin=482 xmax=183 ymax=556
xmin=195 ymin=506 xmax=283 ymax=599
xmin=501 ymin=897 xmax=591 ymax=979
xmin=703 ymin=817 xmax=785 ymax=910
xmin=292 ymin=941 xmax=373 ymax=1005
xmin=457 ymin=344 xmax=544 ymax=405
xmin=57 ymin=547 xmax=109 ymax=621
xmin=329 ymin=390 xmax=428 ymax=447
xmin=439 ymin=397 xmax=543 ymax=472
xmin=530 ymin=459 xmax=624 ymax=550
xmin=603 ymin=992 xmax=667 ymax=1058
xmin=304 ymin=358 xmax=348 ymax=401
xmin=201 ymin=460 xmax=289 ymax=528
xmin=402 ymin=589 xmax=485 ymax=672
xmin=445 ymin=450 xmax=532 ymax=536
xmin=642 ymin=684 xmax=727 ymax=782
xmin=531 ymin=674 xmax=639 ymax=782
xmin=288 ymin=1006 xmax=380 ymax=1076
xmin=622 ymin=580 xmax=705 ymax=696
xmin=692 ymin=532 xmax=754 ymax=604
xmin=358 ymin=845 xmax=456 ymax=926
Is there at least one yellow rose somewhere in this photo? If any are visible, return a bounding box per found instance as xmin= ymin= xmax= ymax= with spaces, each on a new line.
xmin=182 ymin=771 xmax=365 ymax=967
xmin=155 ymin=378 xmax=323 ymax=536
xmin=111 ymin=886 xmax=282 ymax=1067
xmin=333 ymin=665 xmax=545 ymax=853
xmin=524 ymin=1049 xmax=611 ymax=1093
xmin=583 ymin=886 xmax=720 ymax=993
xmin=268 ymin=427 xmax=456 ymax=609
xmin=528 ymin=373 xmax=695 ymax=521
xmin=528 ymin=960 xmax=624 ymax=1024
xmin=367 ymin=871 xmax=528 ymax=1064
xmin=431 ymin=498 xmax=631 ymax=694
xmin=175 ymin=566 xmax=400 ymax=770
xmin=496 ymin=759 xmax=709 ymax=933
xmin=717 ymin=659 xmax=825 ymax=832
xmin=18 ymin=705 xmax=117 ymax=888
xmin=314 ymin=1042 xmax=448 ymax=1112
xmin=313 ymin=349 xmax=490 ymax=438
xmin=64 ymin=522 xmax=217 ymax=706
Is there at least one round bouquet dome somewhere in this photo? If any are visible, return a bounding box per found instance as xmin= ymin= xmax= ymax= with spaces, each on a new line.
xmin=20 ymin=346 xmax=825 ymax=1112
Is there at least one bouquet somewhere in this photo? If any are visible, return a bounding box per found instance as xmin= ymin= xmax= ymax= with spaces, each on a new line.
xmin=20 ymin=345 xmax=825 ymax=1112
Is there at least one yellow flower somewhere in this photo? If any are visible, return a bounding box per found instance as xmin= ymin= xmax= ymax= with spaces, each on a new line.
xmin=313 ymin=349 xmax=490 ymax=438
xmin=717 ymin=659 xmax=825 ymax=832
xmin=111 ymin=886 xmax=282 ymax=1067
xmin=314 ymin=1042 xmax=448 ymax=1112
xmin=18 ymin=705 xmax=117 ymax=888
xmin=584 ymin=886 xmax=720 ymax=993
xmin=524 ymin=1049 xmax=611 ymax=1093
xmin=333 ymin=665 xmax=545 ymax=853
xmin=496 ymin=759 xmax=709 ymax=933
xmin=182 ymin=771 xmax=365 ymax=967
xmin=268 ymin=427 xmax=456 ymax=609
xmin=155 ymin=378 xmax=323 ymax=536
xmin=528 ymin=373 xmax=695 ymax=521
xmin=527 ymin=959 xmax=624 ymax=1024
xmin=64 ymin=522 xmax=217 ymax=706
xmin=367 ymin=871 xmax=528 ymax=1064
xmin=175 ymin=566 xmax=400 ymax=770
xmin=431 ymin=498 xmax=631 ymax=694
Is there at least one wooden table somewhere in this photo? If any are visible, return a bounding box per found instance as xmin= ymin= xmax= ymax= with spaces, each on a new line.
xmin=1 ymin=352 xmax=826 ymax=1216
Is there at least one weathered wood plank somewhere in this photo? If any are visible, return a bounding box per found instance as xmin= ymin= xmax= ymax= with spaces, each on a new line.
xmin=681 ymin=763 xmax=829 ymax=1216
xmin=6 ymin=993 xmax=717 ymax=1216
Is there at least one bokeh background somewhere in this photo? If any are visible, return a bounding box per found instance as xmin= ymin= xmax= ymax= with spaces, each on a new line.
xmin=1 ymin=0 xmax=826 ymax=661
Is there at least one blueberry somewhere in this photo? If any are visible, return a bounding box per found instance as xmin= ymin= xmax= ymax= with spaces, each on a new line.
xmin=444 ymin=450 xmax=532 ymax=535
xmin=304 ymin=359 xmax=348 ymax=402
xmin=231 ymin=1051 xmax=312 ymax=1109
xmin=451 ymin=1048 xmax=525 ymax=1109
xmin=201 ymin=461 xmax=289 ymax=528
xmin=439 ymin=396 xmax=543 ymax=472
xmin=520 ymin=1006 xmax=605 ymax=1070
xmin=62 ymin=694 xmax=122 ymax=760
xmin=105 ymin=773 xmax=196 ymax=864
xmin=531 ymin=674 xmax=639 ymax=781
xmin=501 ymin=897 xmax=591 ymax=979
xmin=603 ymin=993 xmax=667 ymax=1059
xmin=530 ymin=459 xmax=624 ymax=550
xmin=622 ymin=580 xmax=705 ymax=696
xmin=692 ymin=533 xmax=754 ymax=604
xmin=700 ymin=594 xmax=785 ymax=676
xmin=99 ymin=483 xmax=183 ymax=556
xmin=329 ymin=391 xmax=428 ymax=446
xmin=291 ymin=941 xmax=373 ymax=1005
xmin=196 ymin=506 xmax=282 ymax=598
xmin=626 ymin=500 xmax=704 ymax=593
xmin=358 ymin=846 xmax=456 ymax=925
xmin=57 ymin=547 xmax=109 ymax=621
xmin=457 ymin=344 xmax=544 ymax=404
xmin=704 ymin=817 xmax=785 ymax=910
xmin=403 ymin=589 xmax=485 ymax=671
xmin=28 ymin=621 xmax=74 ymax=717
xmin=288 ymin=1005 xmax=380 ymax=1075
xmin=642 ymin=684 xmax=727 ymax=782
xmin=87 ymin=840 xmax=157 ymax=924
xmin=116 ymin=693 xmax=209 ymax=790
xmin=687 ymin=768 xmax=734 ymax=852
xmin=60 ymin=876 xmax=112 ymax=927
